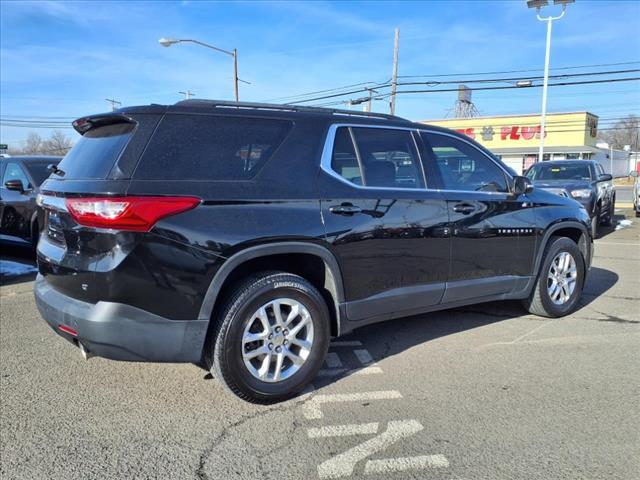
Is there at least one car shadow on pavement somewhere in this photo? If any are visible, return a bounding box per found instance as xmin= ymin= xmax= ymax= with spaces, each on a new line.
xmin=596 ymin=212 xmax=630 ymax=239
xmin=0 ymin=245 xmax=38 ymax=286
xmin=308 ymin=265 xmax=618 ymax=391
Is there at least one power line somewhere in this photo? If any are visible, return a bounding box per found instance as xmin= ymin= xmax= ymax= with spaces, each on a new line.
xmin=398 ymin=61 xmax=640 ymax=79
xmin=270 ymin=61 xmax=640 ymax=104
xmin=392 ymin=77 xmax=640 ymax=96
xmin=290 ymin=72 xmax=640 ymax=105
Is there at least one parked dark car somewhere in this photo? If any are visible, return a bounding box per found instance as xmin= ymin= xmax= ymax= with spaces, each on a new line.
xmin=0 ymin=155 xmax=62 ymax=247
xmin=35 ymin=101 xmax=592 ymax=403
xmin=524 ymin=160 xmax=615 ymax=237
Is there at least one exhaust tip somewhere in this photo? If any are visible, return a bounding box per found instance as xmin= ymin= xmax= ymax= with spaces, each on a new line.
xmin=78 ymin=342 xmax=93 ymax=360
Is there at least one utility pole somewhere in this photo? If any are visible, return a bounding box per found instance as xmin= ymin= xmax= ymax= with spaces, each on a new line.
xmin=179 ymin=90 xmax=195 ymax=100
xmin=389 ymin=27 xmax=400 ymax=116
xmin=365 ymin=88 xmax=379 ymax=112
xmin=233 ymin=48 xmax=239 ymax=103
xmin=105 ymin=98 xmax=121 ymax=111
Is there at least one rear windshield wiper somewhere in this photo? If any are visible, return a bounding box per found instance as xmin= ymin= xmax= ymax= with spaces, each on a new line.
xmin=48 ymin=164 xmax=65 ymax=177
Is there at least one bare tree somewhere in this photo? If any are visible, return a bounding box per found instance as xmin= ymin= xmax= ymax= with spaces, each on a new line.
xmin=598 ymin=114 xmax=640 ymax=152
xmin=43 ymin=130 xmax=74 ymax=155
xmin=22 ymin=132 xmax=44 ymax=154
xmin=6 ymin=130 xmax=75 ymax=156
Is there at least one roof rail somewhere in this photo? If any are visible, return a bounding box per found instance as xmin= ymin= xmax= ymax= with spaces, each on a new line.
xmin=173 ymin=99 xmax=407 ymax=122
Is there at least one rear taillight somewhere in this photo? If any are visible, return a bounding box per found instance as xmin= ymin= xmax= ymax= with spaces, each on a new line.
xmin=65 ymin=196 xmax=201 ymax=232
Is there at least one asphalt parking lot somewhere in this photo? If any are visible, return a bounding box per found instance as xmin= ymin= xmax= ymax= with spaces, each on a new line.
xmin=1 ymin=211 xmax=638 ymax=480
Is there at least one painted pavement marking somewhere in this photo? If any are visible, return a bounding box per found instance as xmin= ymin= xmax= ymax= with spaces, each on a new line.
xmin=353 ymin=349 xmax=375 ymax=366
xmin=303 ymin=390 xmax=403 ymax=420
xmin=317 ymin=419 xmax=424 ymax=478
xmin=325 ymin=352 xmax=343 ymax=368
xmin=330 ymin=340 xmax=363 ymax=347
xmin=308 ymin=423 xmax=379 ymax=438
xmin=364 ymin=454 xmax=450 ymax=474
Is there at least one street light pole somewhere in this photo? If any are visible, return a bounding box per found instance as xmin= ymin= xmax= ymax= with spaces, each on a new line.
xmin=528 ymin=0 xmax=571 ymax=162
xmin=159 ymin=38 xmax=240 ymax=102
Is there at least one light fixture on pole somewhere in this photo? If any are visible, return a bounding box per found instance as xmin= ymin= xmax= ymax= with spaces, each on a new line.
xmin=527 ymin=0 xmax=574 ymax=162
xmin=159 ymin=37 xmax=244 ymax=102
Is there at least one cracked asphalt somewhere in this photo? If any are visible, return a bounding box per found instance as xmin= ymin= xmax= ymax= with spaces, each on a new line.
xmin=1 ymin=210 xmax=638 ymax=480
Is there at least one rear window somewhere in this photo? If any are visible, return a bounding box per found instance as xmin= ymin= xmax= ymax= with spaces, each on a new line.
xmin=134 ymin=114 xmax=292 ymax=180
xmin=56 ymin=123 xmax=134 ymax=179
xmin=25 ymin=161 xmax=56 ymax=186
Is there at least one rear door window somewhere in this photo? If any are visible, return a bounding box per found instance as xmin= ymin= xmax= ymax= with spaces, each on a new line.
xmin=331 ymin=127 xmax=362 ymax=185
xmin=56 ymin=123 xmax=134 ymax=179
xmin=351 ymin=128 xmax=424 ymax=189
xmin=134 ymin=115 xmax=293 ymax=180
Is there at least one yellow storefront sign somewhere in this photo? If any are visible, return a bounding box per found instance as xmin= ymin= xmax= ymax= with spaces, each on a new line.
xmin=421 ymin=112 xmax=598 ymax=149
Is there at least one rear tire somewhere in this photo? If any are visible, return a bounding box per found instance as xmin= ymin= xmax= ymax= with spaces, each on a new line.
xmin=207 ymin=271 xmax=330 ymax=404
xmin=522 ymin=236 xmax=585 ymax=318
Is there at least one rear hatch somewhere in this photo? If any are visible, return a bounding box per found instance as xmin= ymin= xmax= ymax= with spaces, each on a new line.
xmin=37 ymin=110 xmax=163 ymax=302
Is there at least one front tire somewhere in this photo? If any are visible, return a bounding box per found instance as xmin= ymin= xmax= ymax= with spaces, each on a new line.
xmin=522 ymin=236 xmax=585 ymax=318
xmin=590 ymin=206 xmax=599 ymax=238
xmin=601 ymin=196 xmax=615 ymax=227
xmin=207 ymin=271 xmax=330 ymax=404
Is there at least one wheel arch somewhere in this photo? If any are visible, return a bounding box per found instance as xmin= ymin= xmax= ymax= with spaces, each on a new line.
xmin=198 ymin=242 xmax=346 ymax=337
xmin=534 ymin=221 xmax=591 ymax=279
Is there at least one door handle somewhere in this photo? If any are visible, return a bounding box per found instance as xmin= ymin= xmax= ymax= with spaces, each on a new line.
xmin=329 ymin=203 xmax=362 ymax=215
xmin=452 ymin=203 xmax=476 ymax=214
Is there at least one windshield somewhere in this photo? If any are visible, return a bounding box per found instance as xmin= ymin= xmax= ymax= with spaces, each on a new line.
xmin=526 ymin=163 xmax=592 ymax=181
xmin=25 ymin=161 xmax=57 ymax=186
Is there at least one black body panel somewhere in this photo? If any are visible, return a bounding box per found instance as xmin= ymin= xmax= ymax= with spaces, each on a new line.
xmin=34 ymin=100 xmax=592 ymax=363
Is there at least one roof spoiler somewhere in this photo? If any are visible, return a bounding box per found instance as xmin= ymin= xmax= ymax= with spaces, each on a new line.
xmin=72 ymin=113 xmax=136 ymax=135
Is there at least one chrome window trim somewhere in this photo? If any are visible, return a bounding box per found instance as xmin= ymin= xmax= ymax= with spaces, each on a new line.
xmin=320 ymin=123 xmax=428 ymax=192
xmin=320 ymin=123 xmax=516 ymax=196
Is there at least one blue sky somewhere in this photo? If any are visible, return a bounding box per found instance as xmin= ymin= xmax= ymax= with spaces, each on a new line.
xmin=1 ymin=0 xmax=639 ymax=148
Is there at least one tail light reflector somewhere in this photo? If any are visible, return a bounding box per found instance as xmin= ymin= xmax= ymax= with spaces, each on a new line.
xmin=65 ymin=196 xmax=201 ymax=232
xmin=58 ymin=325 xmax=78 ymax=336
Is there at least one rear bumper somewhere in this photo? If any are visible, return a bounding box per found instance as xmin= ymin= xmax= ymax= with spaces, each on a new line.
xmin=34 ymin=275 xmax=209 ymax=362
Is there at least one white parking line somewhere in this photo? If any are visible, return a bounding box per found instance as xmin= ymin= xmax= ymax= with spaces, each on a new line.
xmin=303 ymin=391 xmax=403 ymax=420
xmin=595 ymin=242 xmax=640 ymax=246
xmin=325 ymin=352 xmax=343 ymax=368
xmin=317 ymin=366 xmax=384 ymax=377
xmin=308 ymin=423 xmax=379 ymax=438
xmin=330 ymin=340 xmax=363 ymax=347
xmin=317 ymin=420 xmax=423 ymax=478
xmin=364 ymin=454 xmax=450 ymax=474
xmin=353 ymin=349 xmax=375 ymax=366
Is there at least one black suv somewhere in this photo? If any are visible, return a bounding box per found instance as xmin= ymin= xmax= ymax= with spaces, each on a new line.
xmin=35 ymin=100 xmax=592 ymax=403
xmin=524 ymin=160 xmax=615 ymax=237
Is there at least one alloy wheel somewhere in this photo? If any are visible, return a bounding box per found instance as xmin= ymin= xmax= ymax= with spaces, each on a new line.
xmin=241 ymin=298 xmax=314 ymax=382
xmin=546 ymin=251 xmax=578 ymax=305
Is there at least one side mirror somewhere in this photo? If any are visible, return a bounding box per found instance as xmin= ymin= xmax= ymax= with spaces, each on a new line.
xmin=512 ymin=176 xmax=533 ymax=195
xmin=597 ymin=173 xmax=613 ymax=182
xmin=4 ymin=179 xmax=25 ymax=193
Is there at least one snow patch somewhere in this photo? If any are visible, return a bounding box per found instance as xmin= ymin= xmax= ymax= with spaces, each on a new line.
xmin=0 ymin=260 xmax=37 ymax=277
xmin=615 ymin=219 xmax=633 ymax=231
